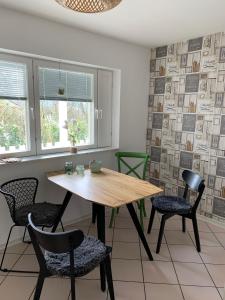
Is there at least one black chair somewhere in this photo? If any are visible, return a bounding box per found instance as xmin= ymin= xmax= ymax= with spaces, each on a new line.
xmin=0 ymin=177 xmax=64 ymax=273
xmin=147 ymin=170 xmax=205 ymax=253
xmin=27 ymin=213 xmax=115 ymax=300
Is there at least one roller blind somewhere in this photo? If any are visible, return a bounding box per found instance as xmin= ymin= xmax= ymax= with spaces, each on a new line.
xmin=39 ymin=67 xmax=93 ymax=102
xmin=0 ymin=60 xmax=27 ymax=100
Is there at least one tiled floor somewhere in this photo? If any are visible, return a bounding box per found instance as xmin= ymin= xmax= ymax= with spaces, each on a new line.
xmin=0 ymin=205 xmax=225 ymax=299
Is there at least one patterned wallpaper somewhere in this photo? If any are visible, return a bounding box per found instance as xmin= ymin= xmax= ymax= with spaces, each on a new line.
xmin=146 ymin=32 xmax=225 ymax=222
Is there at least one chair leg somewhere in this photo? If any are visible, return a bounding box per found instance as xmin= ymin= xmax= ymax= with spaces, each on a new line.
xmin=182 ymin=216 xmax=186 ymax=233
xmin=156 ymin=215 xmax=167 ymax=254
xmin=0 ymin=225 xmax=15 ymax=272
xmin=139 ymin=202 xmax=144 ymax=230
xmin=104 ymin=255 xmax=115 ymax=300
xmin=100 ymin=263 xmax=106 ymax=292
xmin=70 ymin=276 xmax=76 ymax=300
xmin=60 ymin=221 xmax=65 ymax=232
xmin=109 ymin=208 xmax=116 ymax=228
xmin=33 ymin=275 xmax=45 ymax=300
xmin=143 ymin=199 xmax=147 ymax=218
xmin=192 ymin=215 xmax=201 ymax=252
xmin=22 ymin=226 xmax=31 ymax=244
xmin=147 ymin=206 xmax=156 ymax=234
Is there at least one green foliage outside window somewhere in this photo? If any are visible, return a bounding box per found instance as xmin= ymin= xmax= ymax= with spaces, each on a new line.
xmin=0 ymin=99 xmax=90 ymax=152
xmin=68 ymin=119 xmax=88 ymax=146
xmin=0 ymin=100 xmax=26 ymax=150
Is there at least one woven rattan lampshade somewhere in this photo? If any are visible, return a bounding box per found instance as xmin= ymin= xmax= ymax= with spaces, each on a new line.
xmin=55 ymin=0 xmax=122 ymax=13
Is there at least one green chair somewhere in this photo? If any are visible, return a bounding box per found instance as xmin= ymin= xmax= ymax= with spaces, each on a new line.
xmin=109 ymin=152 xmax=150 ymax=229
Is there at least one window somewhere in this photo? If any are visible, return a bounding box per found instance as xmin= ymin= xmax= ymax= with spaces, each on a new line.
xmin=0 ymin=54 xmax=35 ymax=157
xmin=0 ymin=53 xmax=113 ymax=157
xmin=37 ymin=64 xmax=96 ymax=153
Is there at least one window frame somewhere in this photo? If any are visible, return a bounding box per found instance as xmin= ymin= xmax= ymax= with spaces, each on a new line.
xmin=0 ymin=53 xmax=36 ymax=158
xmin=33 ymin=59 xmax=98 ymax=155
xmin=0 ymin=52 xmax=114 ymax=158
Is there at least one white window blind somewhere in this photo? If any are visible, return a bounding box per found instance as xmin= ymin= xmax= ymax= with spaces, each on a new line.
xmin=39 ymin=68 xmax=93 ymax=102
xmin=0 ymin=61 xmax=28 ymax=100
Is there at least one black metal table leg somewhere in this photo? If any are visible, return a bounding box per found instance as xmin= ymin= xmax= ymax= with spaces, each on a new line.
xmin=96 ymin=204 xmax=105 ymax=242
xmin=126 ymin=203 xmax=153 ymax=261
xmin=92 ymin=203 xmax=97 ymax=224
xmin=96 ymin=204 xmax=106 ymax=291
xmin=51 ymin=191 xmax=72 ymax=233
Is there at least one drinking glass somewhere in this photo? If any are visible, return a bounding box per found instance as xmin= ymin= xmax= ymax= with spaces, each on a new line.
xmin=65 ymin=161 xmax=74 ymax=175
xmin=76 ymin=164 xmax=85 ymax=175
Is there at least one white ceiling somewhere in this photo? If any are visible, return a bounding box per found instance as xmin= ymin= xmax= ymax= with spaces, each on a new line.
xmin=0 ymin=0 xmax=225 ymax=48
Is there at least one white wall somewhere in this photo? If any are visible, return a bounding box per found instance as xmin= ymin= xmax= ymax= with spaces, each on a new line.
xmin=0 ymin=7 xmax=150 ymax=245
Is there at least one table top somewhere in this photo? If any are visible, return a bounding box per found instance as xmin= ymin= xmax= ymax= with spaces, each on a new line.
xmin=47 ymin=168 xmax=163 ymax=208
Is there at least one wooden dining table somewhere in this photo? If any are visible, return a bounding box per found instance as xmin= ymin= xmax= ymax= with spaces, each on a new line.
xmin=47 ymin=167 xmax=162 ymax=289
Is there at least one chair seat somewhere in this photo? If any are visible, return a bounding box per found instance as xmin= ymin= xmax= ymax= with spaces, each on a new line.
xmin=15 ymin=202 xmax=62 ymax=226
xmin=152 ymin=196 xmax=192 ymax=214
xmin=45 ymin=236 xmax=111 ymax=277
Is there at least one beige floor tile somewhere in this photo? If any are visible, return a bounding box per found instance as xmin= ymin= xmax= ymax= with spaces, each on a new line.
xmin=30 ymin=277 xmax=70 ymax=300
xmin=112 ymin=242 xmax=140 ymax=260
xmin=141 ymin=243 xmax=171 ymax=261
xmin=206 ymin=264 xmax=225 ymax=288
xmin=143 ymin=261 xmax=178 ymax=284
xmin=169 ymin=215 xmax=182 ymax=220
xmin=145 ymin=283 xmax=183 ymax=300
xmin=83 ymin=266 xmax=100 ymax=280
xmin=73 ymin=218 xmax=92 ymax=227
xmin=111 ymin=281 xmax=145 ymax=300
xmin=145 ymin=229 xmax=166 ymax=244
xmin=11 ymin=254 xmax=39 ymax=275
xmin=181 ymin=285 xmax=221 ymax=300
xmin=0 ymin=276 xmax=36 ymax=300
xmin=88 ymin=227 xmax=114 ymax=242
xmin=165 ymin=231 xmax=194 ymax=245
xmin=91 ymin=216 xmax=113 ymax=229
xmin=0 ymin=242 xmax=28 ymax=254
xmin=24 ymin=244 xmax=35 ymax=255
xmin=113 ymin=228 xmax=139 ymax=243
xmin=0 ymin=253 xmax=21 ymax=270
xmin=189 ymin=232 xmax=220 ymax=247
xmin=114 ymin=217 xmax=135 ymax=229
xmin=168 ymin=245 xmax=202 ymax=263
xmin=200 ymin=246 xmax=225 ymax=264
xmin=113 ymin=207 xmax=130 ymax=218
xmin=218 ymin=287 xmax=224 ymax=298
xmin=3 ymin=218 xmax=225 ymax=300
xmin=0 ymin=275 xmax=6 ymax=285
xmin=174 ymin=262 xmax=214 ymax=286
xmin=208 ymin=223 xmax=225 ymax=233
xmin=214 ymin=233 xmax=225 ymax=247
xmin=164 ymin=218 xmax=184 ymax=231
xmin=143 ymin=217 xmax=160 ymax=231
xmin=76 ymin=279 xmax=107 ymax=300
xmin=111 ymin=259 xmax=143 ymax=282
xmin=186 ymin=220 xmax=211 ymax=233
xmin=66 ymin=224 xmax=89 ymax=234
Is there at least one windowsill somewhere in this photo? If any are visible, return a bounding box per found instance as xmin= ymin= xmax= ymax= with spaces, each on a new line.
xmin=0 ymin=147 xmax=118 ymax=166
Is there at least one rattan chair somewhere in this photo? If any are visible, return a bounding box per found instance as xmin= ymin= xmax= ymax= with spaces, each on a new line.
xmin=27 ymin=213 xmax=115 ymax=300
xmin=0 ymin=177 xmax=64 ymax=273
xmin=147 ymin=170 xmax=205 ymax=253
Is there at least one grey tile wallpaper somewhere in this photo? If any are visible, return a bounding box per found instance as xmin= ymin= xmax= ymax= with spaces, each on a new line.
xmin=146 ymin=32 xmax=225 ymax=222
